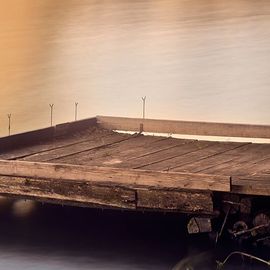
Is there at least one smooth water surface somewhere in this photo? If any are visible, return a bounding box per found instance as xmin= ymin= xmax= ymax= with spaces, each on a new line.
xmin=1 ymin=0 xmax=270 ymax=136
xmin=0 ymin=202 xmax=186 ymax=270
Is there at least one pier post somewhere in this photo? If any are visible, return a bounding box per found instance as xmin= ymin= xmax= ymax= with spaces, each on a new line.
xmin=7 ymin=114 xmax=11 ymax=136
xmin=75 ymin=102 xmax=78 ymax=121
xmin=141 ymin=96 xmax=146 ymax=119
xmin=140 ymin=96 xmax=146 ymax=133
xmin=49 ymin=104 xmax=54 ymax=126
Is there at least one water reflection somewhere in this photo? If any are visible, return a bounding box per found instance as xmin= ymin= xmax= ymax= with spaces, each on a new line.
xmin=0 ymin=201 xmax=186 ymax=269
xmin=0 ymin=198 xmax=268 ymax=269
xmin=1 ymin=0 xmax=270 ymax=136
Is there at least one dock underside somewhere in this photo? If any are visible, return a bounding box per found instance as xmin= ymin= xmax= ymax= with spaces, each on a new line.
xmin=0 ymin=116 xmax=270 ymax=216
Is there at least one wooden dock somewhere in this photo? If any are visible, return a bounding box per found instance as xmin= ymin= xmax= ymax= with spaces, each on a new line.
xmin=0 ymin=116 xmax=270 ymax=217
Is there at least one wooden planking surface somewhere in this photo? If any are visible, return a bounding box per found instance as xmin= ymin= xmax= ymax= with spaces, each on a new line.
xmin=0 ymin=160 xmax=231 ymax=192
xmin=0 ymin=126 xmax=55 ymax=152
xmin=0 ymin=127 xmax=112 ymax=160
xmin=173 ymin=153 xmax=240 ymax=174
xmin=53 ymin=117 xmax=97 ymax=137
xmin=51 ymin=134 xmax=167 ymax=166
xmin=57 ymin=136 xmax=197 ymax=167
xmin=197 ymin=143 xmax=270 ymax=176
xmin=0 ymin=117 xmax=97 ymax=153
xmin=228 ymin=157 xmax=270 ymax=177
xmin=97 ymin=115 xmax=270 ymax=139
xmin=241 ymin=158 xmax=270 ymax=176
xmin=1 ymin=119 xmax=270 ymax=198
xmin=109 ymin=137 xmax=195 ymax=165
xmin=171 ymin=142 xmax=252 ymax=173
xmin=115 ymin=140 xmax=212 ymax=169
xmin=169 ymin=142 xmax=249 ymax=171
xmin=22 ymin=132 xmax=131 ymax=163
xmin=136 ymin=141 xmax=248 ymax=171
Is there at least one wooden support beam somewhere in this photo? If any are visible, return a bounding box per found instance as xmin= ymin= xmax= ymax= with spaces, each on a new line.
xmin=0 ymin=160 xmax=231 ymax=192
xmin=0 ymin=176 xmax=136 ymax=209
xmin=96 ymin=115 xmax=270 ymax=139
xmin=0 ymin=175 xmax=214 ymax=214
xmin=137 ymin=189 xmax=213 ymax=214
xmin=0 ymin=160 xmax=225 ymax=214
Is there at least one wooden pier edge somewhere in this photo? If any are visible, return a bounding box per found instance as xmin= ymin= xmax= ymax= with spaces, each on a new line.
xmin=0 ymin=117 xmax=97 ymax=151
xmin=0 ymin=160 xmax=230 ymax=192
xmin=232 ymin=175 xmax=270 ymax=196
xmin=1 ymin=116 xmax=270 ymax=219
xmin=96 ymin=115 xmax=270 ymax=139
xmin=0 ymin=160 xmax=231 ymax=214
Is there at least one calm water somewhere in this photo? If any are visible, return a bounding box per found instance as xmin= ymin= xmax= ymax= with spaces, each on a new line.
xmin=0 ymin=201 xmax=269 ymax=270
xmin=1 ymin=0 xmax=270 ymax=269
xmin=1 ymin=0 xmax=270 ymax=136
xmin=0 ymin=202 xmax=187 ymax=270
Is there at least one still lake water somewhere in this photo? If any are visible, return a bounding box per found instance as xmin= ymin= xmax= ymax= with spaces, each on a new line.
xmin=1 ymin=0 xmax=270 ymax=136
xmin=1 ymin=0 xmax=270 ymax=269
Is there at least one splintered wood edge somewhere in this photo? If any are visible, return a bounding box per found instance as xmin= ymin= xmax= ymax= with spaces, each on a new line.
xmin=0 ymin=160 xmax=231 ymax=192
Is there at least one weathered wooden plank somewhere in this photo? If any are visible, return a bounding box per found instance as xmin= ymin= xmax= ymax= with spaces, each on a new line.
xmin=137 ymin=189 xmax=213 ymax=214
xmin=22 ymin=132 xmax=130 ymax=163
xmin=0 ymin=119 xmax=99 ymax=160
xmin=170 ymin=142 xmax=249 ymax=172
xmin=96 ymin=115 xmax=270 ymax=139
xmin=232 ymin=175 xmax=270 ymax=196
xmin=198 ymin=144 xmax=270 ymax=175
xmin=0 ymin=160 xmax=231 ymax=192
xmin=117 ymin=140 xmax=212 ymax=170
xmin=65 ymin=136 xmax=193 ymax=167
xmin=174 ymin=153 xmax=242 ymax=174
xmin=55 ymin=134 xmax=165 ymax=166
xmin=0 ymin=127 xmax=55 ymax=152
xmin=54 ymin=117 xmax=97 ymax=137
xmin=230 ymin=156 xmax=270 ymax=176
xmin=0 ymin=176 xmax=214 ymax=214
xmin=0 ymin=117 xmax=97 ymax=153
xmin=114 ymin=138 xmax=196 ymax=169
xmin=141 ymin=142 xmax=247 ymax=171
xmin=0 ymin=127 xmax=111 ymax=160
xmin=232 ymin=174 xmax=270 ymax=183
xmin=232 ymin=181 xmax=270 ymax=196
xmin=261 ymin=169 xmax=270 ymax=175
xmin=0 ymin=176 xmax=136 ymax=209
xmin=122 ymin=137 xmax=195 ymax=161
xmin=172 ymin=143 xmax=259 ymax=174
